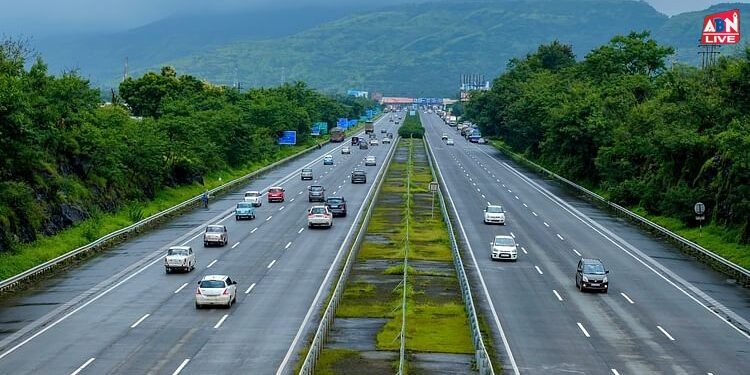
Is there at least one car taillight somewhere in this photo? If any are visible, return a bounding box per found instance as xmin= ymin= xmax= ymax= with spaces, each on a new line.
xmin=222 ymin=288 xmax=229 ymax=295
xmin=308 ymin=213 xmax=314 ymax=217
xmin=196 ymin=287 xmax=202 ymax=295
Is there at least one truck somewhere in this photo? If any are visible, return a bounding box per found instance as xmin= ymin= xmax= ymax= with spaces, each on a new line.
xmin=365 ymin=120 xmax=374 ymax=134
xmin=329 ymin=127 xmax=345 ymax=142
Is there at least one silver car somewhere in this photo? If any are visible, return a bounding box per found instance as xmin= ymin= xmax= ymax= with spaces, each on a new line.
xmin=490 ymin=235 xmax=518 ymax=261
xmin=203 ymin=224 xmax=228 ymax=247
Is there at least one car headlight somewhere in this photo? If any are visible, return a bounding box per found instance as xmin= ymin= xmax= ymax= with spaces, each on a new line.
xmin=582 ymin=276 xmax=589 ymax=282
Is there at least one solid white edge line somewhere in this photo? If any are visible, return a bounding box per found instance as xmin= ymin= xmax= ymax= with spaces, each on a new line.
xmin=130 ymin=313 xmax=150 ymax=328
xmin=267 ymin=260 xmax=276 ymax=269
xmin=577 ymin=322 xmax=591 ymax=337
xmin=245 ymin=283 xmax=256 ymax=294
xmin=214 ymin=314 xmax=229 ymax=329
xmin=535 ymin=266 xmax=544 ymax=275
xmin=171 ymin=359 xmax=190 ymax=375
xmin=425 ymin=136 xmax=521 ymax=375
xmin=70 ymin=357 xmax=95 ymax=375
xmin=206 ymin=259 xmax=217 ymax=268
xmin=552 ymin=290 xmax=563 ymax=301
xmin=621 ymin=292 xmax=635 ymax=304
xmin=174 ymin=282 xmax=188 ymax=294
xmin=657 ymin=325 xmax=675 ymax=341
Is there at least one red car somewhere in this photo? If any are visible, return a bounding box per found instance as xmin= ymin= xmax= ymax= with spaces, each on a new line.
xmin=267 ymin=186 xmax=285 ymax=202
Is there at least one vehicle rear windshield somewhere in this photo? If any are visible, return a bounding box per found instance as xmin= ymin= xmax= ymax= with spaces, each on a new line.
xmin=269 ymin=188 xmax=282 ymax=193
xmin=237 ymin=203 xmax=252 ymax=209
xmin=206 ymin=226 xmax=223 ymax=233
xmin=302 ymin=169 xmax=312 ymax=172
xmin=487 ymin=206 xmax=504 ymax=213
xmin=310 ymin=186 xmax=323 ymax=191
xmin=327 ymin=198 xmax=343 ymax=204
xmin=311 ymin=207 xmax=326 ymax=214
xmin=199 ymin=280 xmax=226 ymax=288
xmin=168 ymin=249 xmax=188 ymax=256
xmin=494 ymin=237 xmax=515 ymax=246
xmin=245 ymin=192 xmax=258 ymax=196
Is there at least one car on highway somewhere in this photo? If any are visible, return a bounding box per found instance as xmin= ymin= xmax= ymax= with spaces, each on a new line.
xmin=308 ymin=185 xmax=326 ymax=202
xmin=324 ymin=196 xmax=347 ymax=217
xmin=341 ymin=146 xmax=351 ymax=154
xmin=446 ymin=138 xmax=455 ymax=146
xmin=195 ymin=274 xmax=237 ymax=309
xmin=365 ymin=155 xmax=376 ymax=166
xmin=267 ymin=186 xmax=285 ymax=202
xmin=351 ymin=136 xmax=360 ymax=145
xmin=307 ymin=205 xmax=333 ymax=228
xmin=164 ymin=246 xmax=195 ymax=273
xmin=301 ymin=167 xmax=313 ymax=180
xmin=442 ymin=133 xmax=448 ymax=141
xmin=381 ymin=128 xmax=387 ymax=133
xmin=395 ymin=120 xmax=400 ymax=125
xmin=323 ymin=155 xmax=334 ymax=165
xmin=382 ymin=137 xmax=391 ymax=144
xmin=204 ymin=224 xmax=228 ymax=247
xmin=235 ymin=202 xmax=256 ymax=220
xmin=575 ymin=258 xmax=609 ymax=293
xmin=477 ymin=137 xmax=487 ymax=144
xmin=244 ymin=190 xmax=262 ymax=207
xmin=483 ymin=204 xmax=506 ymax=225
xmin=351 ymin=169 xmax=367 ymax=183
xmin=490 ymin=235 xmax=518 ymax=261
xmin=359 ymin=141 xmax=369 ymax=150
xmin=369 ymin=138 xmax=379 ymax=146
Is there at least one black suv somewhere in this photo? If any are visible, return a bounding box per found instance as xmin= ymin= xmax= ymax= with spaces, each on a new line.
xmin=359 ymin=142 xmax=369 ymax=150
xmin=351 ymin=170 xmax=367 ymax=184
xmin=575 ymin=258 xmax=609 ymax=293
xmin=324 ymin=196 xmax=347 ymax=217
xmin=308 ymin=185 xmax=326 ymax=202
xmin=300 ymin=168 xmax=313 ymax=180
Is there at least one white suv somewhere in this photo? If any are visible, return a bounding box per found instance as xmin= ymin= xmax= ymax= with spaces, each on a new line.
xmin=490 ymin=235 xmax=518 ymax=261
xmin=483 ymin=204 xmax=506 ymax=225
xmin=195 ymin=275 xmax=237 ymax=309
xmin=365 ymin=155 xmax=376 ymax=166
xmin=164 ymin=246 xmax=195 ymax=273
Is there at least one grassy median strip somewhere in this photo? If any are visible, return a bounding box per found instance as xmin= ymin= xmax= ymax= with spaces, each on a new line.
xmin=315 ymin=138 xmax=474 ymax=374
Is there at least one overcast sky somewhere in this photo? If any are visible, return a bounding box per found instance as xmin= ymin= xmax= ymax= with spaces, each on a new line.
xmin=0 ymin=0 xmax=747 ymax=37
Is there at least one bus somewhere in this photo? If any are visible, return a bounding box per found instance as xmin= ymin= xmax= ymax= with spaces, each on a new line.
xmin=330 ymin=126 xmax=345 ymax=142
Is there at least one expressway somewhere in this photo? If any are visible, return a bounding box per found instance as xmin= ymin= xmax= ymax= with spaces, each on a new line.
xmin=422 ymin=111 xmax=750 ymax=374
xmin=0 ymin=115 xmax=400 ymax=374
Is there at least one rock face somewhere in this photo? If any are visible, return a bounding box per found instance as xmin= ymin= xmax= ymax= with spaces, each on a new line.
xmin=43 ymin=204 xmax=89 ymax=237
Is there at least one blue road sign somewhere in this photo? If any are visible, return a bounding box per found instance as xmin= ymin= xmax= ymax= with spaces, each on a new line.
xmin=278 ymin=130 xmax=297 ymax=145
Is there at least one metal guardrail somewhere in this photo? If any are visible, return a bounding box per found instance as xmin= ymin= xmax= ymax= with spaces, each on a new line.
xmin=0 ymin=142 xmax=325 ymax=292
xmin=424 ymin=139 xmax=495 ymax=374
xmin=298 ymin=136 xmax=400 ymax=375
xmin=496 ymin=144 xmax=750 ymax=286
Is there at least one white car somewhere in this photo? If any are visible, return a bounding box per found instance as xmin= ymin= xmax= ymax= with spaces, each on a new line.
xmin=307 ymin=205 xmax=333 ymax=228
xmin=341 ymin=146 xmax=351 ymax=154
xmin=195 ymin=275 xmax=237 ymax=309
xmin=490 ymin=235 xmax=518 ymax=261
xmin=369 ymin=138 xmax=379 ymax=146
xmin=483 ymin=204 xmax=506 ymax=225
xmin=164 ymin=246 xmax=195 ymax=273
xmin=203 ymin=224 xmax=228 ymax=247
xmin=441 ymin=133 xmax=448 ymax=141
xmin=244 ymin=190 xmax=262 ymax=207
xmin=477 ymin=137 xmax=487 ymax=144
xmin=365 ymin=155 xmax=376 ymax=166
xmin=382 ymin=137 xmax=391 ymax=144
xmin=446 ymin=138 xmax=455 ymax=146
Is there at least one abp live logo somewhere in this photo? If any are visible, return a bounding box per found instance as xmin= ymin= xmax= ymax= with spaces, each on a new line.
xmin=702 ymin=9 xmax=740 ymax=44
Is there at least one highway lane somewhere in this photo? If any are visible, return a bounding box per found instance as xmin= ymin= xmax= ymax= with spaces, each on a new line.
xmin=423 ymin=112 xmax=750 ymax=374
xmin=0 ymin=115 xmax=400 ymax=374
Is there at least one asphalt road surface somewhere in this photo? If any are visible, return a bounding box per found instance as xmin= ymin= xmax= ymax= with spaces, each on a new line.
xmin=422 ymin=111 xmax=750 ymax=374
xmin=0 ymin=115 xmax=400 ymax=375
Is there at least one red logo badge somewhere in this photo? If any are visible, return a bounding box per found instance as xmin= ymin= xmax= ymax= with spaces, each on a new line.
xmin=702 ymin=9 xmax=740 ymax=44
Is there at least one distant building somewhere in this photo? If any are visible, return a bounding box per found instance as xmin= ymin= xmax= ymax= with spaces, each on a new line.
xmin=347 ymin=89 xmax=369 ymax=98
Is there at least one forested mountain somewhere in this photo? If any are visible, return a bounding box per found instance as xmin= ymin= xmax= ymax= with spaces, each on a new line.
xmin=0 ymin=41 xmax=373 ymax=252
xmin=465 ymin=32 xmax=750 ymax=249
xmin=32 ymin=0 xmax=749 ymax=97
